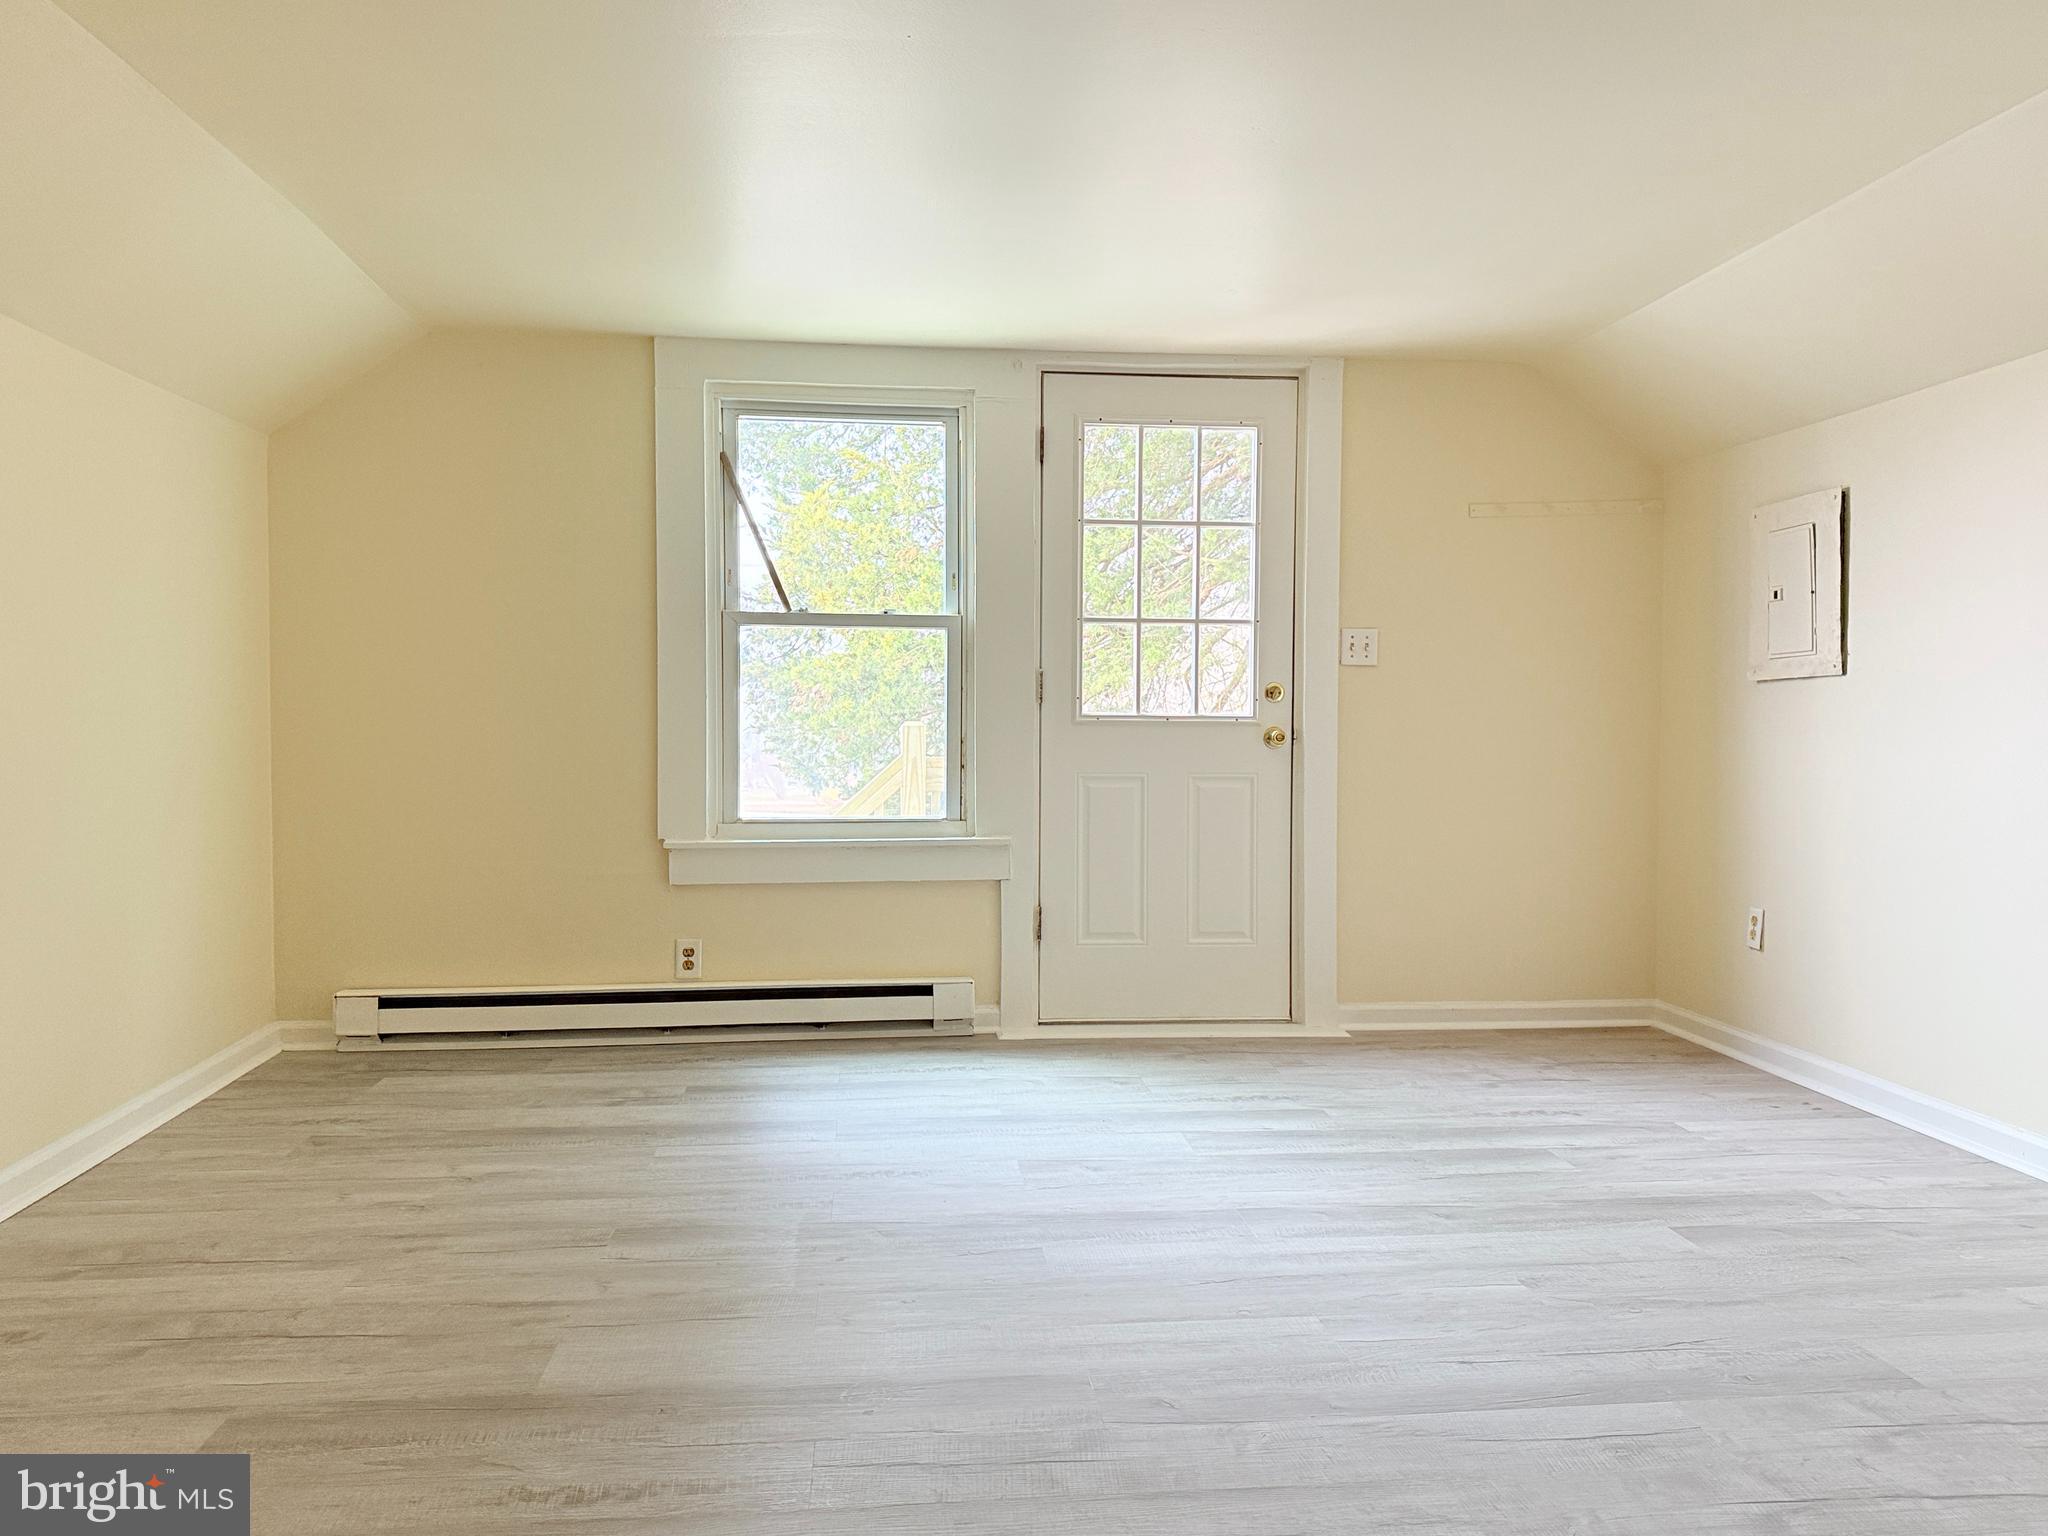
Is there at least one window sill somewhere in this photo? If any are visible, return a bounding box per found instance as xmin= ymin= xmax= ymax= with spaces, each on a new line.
xmin=664 ymin=836 xmax=1012 ymax=886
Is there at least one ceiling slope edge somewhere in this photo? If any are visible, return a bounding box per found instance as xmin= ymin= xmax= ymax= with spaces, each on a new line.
xmin=0 ymin=0 xmax=420 ymax=430
xmin=1534 ymin=88 xmax=2048 ymax=465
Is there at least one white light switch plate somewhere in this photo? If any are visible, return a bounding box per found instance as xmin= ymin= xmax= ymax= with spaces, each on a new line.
xmin=1342 ymin=628 xmax=1379 ymax=666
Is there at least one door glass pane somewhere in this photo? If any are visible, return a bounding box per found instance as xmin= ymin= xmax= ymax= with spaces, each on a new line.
xmin=1081 ymin=525 xmax=1136 ymax=618
xmin=1139 ymin=623 xmax=1195 ymax=715
xmin=1140 ymin=426 xmax=1195 ymax=520
xmin=1198 ymin=623 xmax=1253 ymax=715
xmin=732 ymin=414 xmax=949 ymax=614
xmin=1082 ymin=423 xmax=1138 ymax=520
xmin=1139 ymin=525 xmax=1195 ymax=618
xmin=737 ymin=624 xmax=948 ymax=818
xmin=1198 ymin=526 xmax=1253 ymax=619
xmin=1073 ymin=419 xmax=1261 ymax=718
xmin=1198 ymin=427 xmax=1256 ymax=521
xmin=1080 ymin=622 xmax=1136 ymax=715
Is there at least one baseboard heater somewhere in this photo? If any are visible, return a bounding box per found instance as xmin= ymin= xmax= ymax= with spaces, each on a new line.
xmin=333 ymin=978 xmax=976 ymax=1051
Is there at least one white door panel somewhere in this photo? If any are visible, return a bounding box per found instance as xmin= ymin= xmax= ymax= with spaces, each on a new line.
xmin=1077 ymin=775 xmax=1146 ymax=944
xmin=1188 ymin=775 xmax=1258 ymax=945
xmin=1040 ymin=373 xmax=1296 ymax=1021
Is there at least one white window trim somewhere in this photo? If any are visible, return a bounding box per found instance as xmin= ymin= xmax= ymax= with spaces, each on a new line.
xmin=713 ymin=395 xmax=969 ymax=837
xmin=657 ymin=349 xmax=1025 ymax=888
xmin=666 ymin=836 xmax=1012 ymax=886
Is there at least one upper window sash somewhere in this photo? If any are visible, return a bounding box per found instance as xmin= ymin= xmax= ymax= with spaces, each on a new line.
xmin=719 ymin=401 xmax=962 ymax=620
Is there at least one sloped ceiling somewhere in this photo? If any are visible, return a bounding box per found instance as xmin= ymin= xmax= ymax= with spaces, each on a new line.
xmin=0 ymin=0 xmax=416 ymax=427
xmin=12 ymin=0 xmax=2048 ymax=452
xmin=1541 ymin=91 xmax=2048 ymax=461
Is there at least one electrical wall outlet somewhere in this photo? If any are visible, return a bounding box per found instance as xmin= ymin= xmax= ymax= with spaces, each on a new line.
xmin=1746 ymin=908 xmax=1765 ymax=952
xmin=674 ymin=938 xmax=704 ymax=979
xmin=1341 ymin=628 xmax=1379 ymax=666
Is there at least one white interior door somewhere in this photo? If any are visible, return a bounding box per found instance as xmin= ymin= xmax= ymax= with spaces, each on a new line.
xmin=1039 ymin=373 xmax=1297 ymax=1022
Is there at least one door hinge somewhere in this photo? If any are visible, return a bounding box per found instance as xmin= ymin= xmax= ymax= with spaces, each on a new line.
xmin=1035 ymin=668 xmax=1044 ymax=705
xmin=1037 ymin=426 xmax=1045 ymax=464
xmin=1033 ymin=904 xmax=1043 ymax=942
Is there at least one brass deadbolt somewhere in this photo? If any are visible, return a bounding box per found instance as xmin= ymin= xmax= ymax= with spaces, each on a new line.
xmin=1264 ymin=682 xmax=1286 ymax=701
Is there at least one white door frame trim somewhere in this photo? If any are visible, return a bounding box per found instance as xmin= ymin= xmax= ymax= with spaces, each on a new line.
xmin=1008 ymin=355 xmax=1341 ymax=1037
xmin=1295 ymin=357 xmax=1343 ymax=1033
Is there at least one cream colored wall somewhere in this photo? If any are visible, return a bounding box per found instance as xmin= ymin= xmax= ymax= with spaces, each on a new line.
xmin=267 ymin=329 xmax=998 ymax=1021
xmin=1339 ymin=361 xmax=1662 ymax=1004
xmin=0 ymin=312 xmax=274 ymax=1169
xmin=1658 ymin=348 xmax=2048 ymax=1134
xmin=268 ymin=338 xmax=1661 ymax=1020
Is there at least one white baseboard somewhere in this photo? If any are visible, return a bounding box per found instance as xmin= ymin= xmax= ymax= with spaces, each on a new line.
xmin=1000 ymin=1000 xmax=1645 ymax=1041
xmin=0 ymin=1021 xmax=289 ymax=1222
xmin=1651 ymin=1001 xmax=2048 ymax=1184
xmin=1340 ymin=998 xmax=1656 ymax=1032
xmin=972 ymin=1004 xmax=1001 ymax=1035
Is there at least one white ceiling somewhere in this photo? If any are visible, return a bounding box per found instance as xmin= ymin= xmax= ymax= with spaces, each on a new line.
xmin=14 ymin=0 xmax=2048 ymax=447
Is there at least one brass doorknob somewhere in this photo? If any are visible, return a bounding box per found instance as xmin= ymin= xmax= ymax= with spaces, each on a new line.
xmin=1263 ymin=726 xmax=1288 ymax=748
xmin=1264 ymin=682 xmax=1286 ymax=701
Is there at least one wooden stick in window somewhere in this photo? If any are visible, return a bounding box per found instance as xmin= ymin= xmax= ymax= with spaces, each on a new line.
xmin=718 ymin=451 xmax=794 ymax=613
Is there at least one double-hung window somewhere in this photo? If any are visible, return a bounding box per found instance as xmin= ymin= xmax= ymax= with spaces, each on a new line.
xmin=717 ymin=400 xmax=965 ymax=836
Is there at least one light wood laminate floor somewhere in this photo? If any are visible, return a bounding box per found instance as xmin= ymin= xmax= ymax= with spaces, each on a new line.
xmin=6 ymin=1029 xmax=2048 ymax=1533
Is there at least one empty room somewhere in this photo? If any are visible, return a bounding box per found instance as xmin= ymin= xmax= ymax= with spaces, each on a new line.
xmin=5 ymin=1 xmax=2048 ymax=1530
